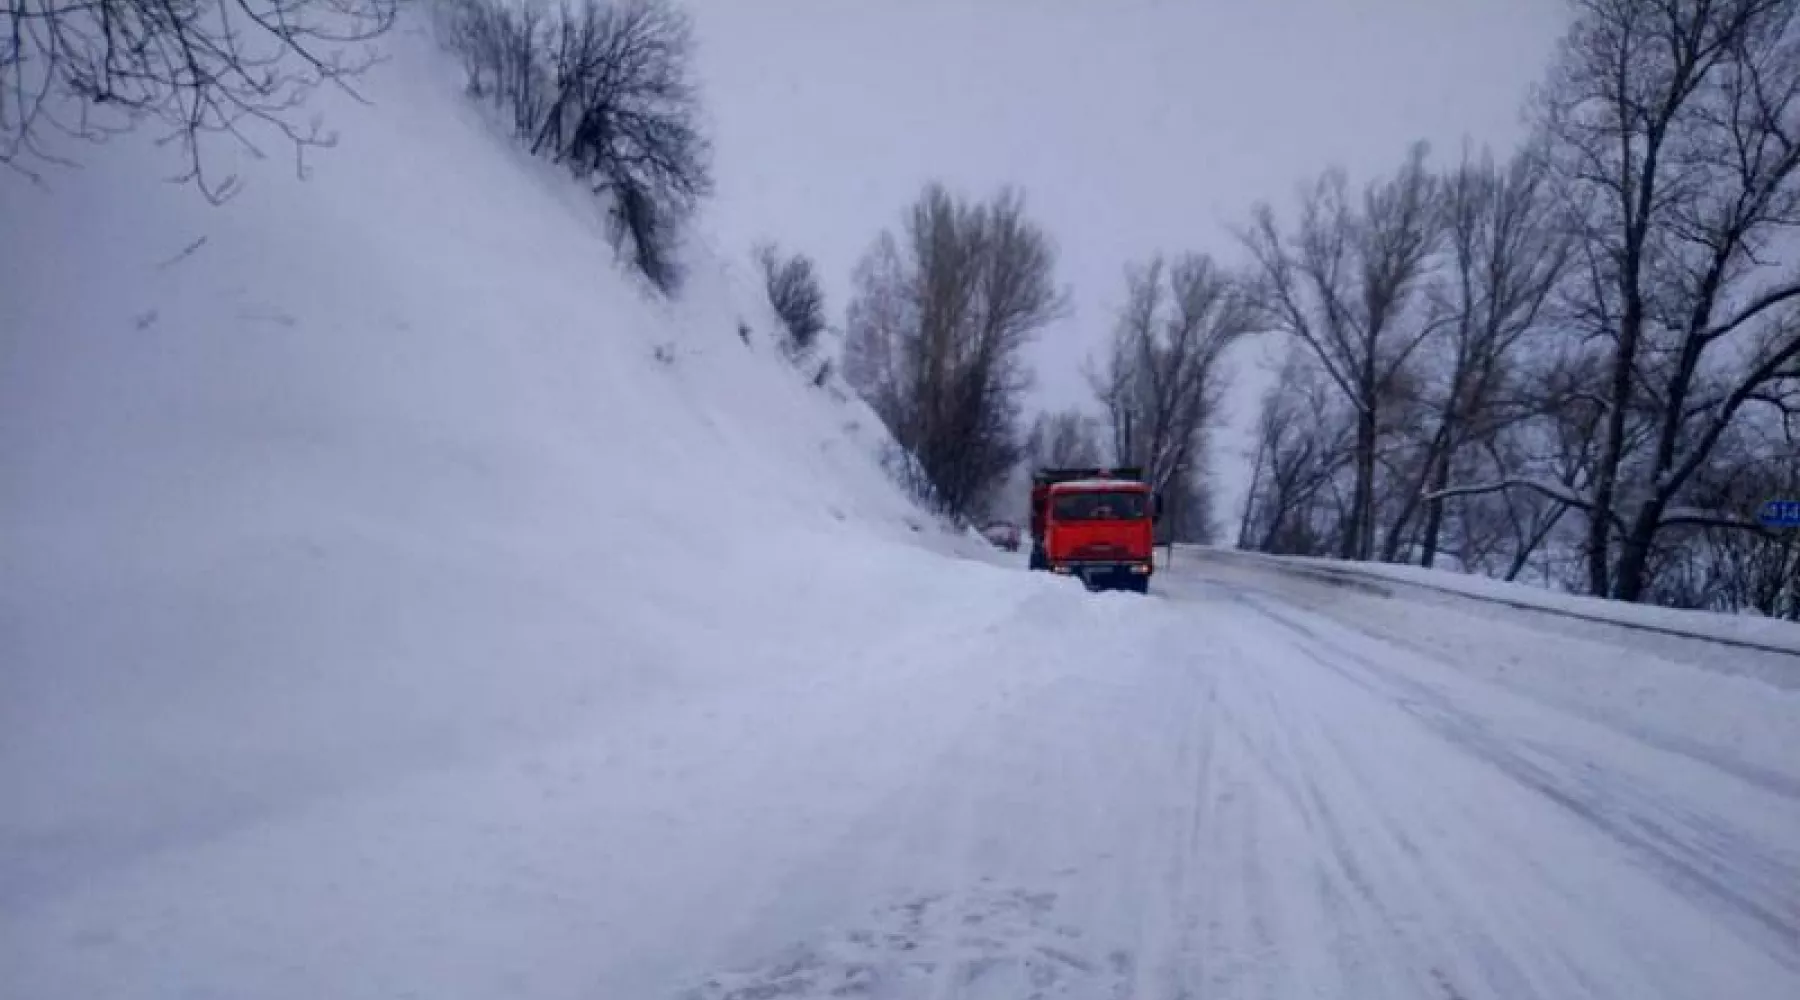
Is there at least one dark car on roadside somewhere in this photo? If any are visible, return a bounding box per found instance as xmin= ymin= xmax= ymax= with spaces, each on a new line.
xmin=982 ymin=521 xmax=1022 ymax=552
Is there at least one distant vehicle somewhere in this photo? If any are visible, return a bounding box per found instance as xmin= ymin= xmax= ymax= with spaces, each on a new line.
xmin=982 ymin=521 xmax=1022 ymax=552
xmin=1028 ymin=467 xmax=1159 ymax=593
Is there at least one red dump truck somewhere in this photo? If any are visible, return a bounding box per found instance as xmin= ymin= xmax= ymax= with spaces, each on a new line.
xmin=1027 ymin=467 xmax=1159 ymax=593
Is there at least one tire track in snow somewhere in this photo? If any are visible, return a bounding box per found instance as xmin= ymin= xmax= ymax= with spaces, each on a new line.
xmin=673 ymin=570 xmax=1797 ymax=1000
xmin=1213 ymin=594 xmax=1562 ymax=1000
xmin=676 ymin=589 xmax=1169 ymax=999
xmin=1192 ymin=600 xmax=1437 ymax=998
xmin=1230 ymin=588 xmax=1800 ymax=976
xmin=1194 ymin=578 xmax=1799 ymax=998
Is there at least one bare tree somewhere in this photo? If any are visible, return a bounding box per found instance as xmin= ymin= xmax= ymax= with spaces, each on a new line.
xmin=535 ymin=0 xmax=708 ymax=291
xmin=1385 ymin=143 xmax=1570 ymax=565
xmin=438 ymin=0 xmax=710 ymax=293
xmin=1241 ymin=143 xmax=1444 ymax=559
xmin=1238 ymin=347 xmax=1355 ymax=554
xmin=1090 ymin=252 xmax=1253 ymax=542
xmin=755 ymin=242 xmax=826 ymax=360
xmin=1427 ymin=339 xmax=1620 ymax=586
xmin=1486 ymin=375 xmax=1595 ymax=582
xmin=1655 ymin=409 xmax=1799 ymax=614
xmin=440 ymin=0 xmax=550 ymax=139
xmin=1025 ymin=408 xmax=1104 ymax=469
xmin=3 ymin=0 xmax=398 ymax=201
xmin=1538 ymin=0 xmax=1800 ymax=600
xmin=842 ymin=230 xmax=912 ymax=412
xmin=845 ymin=181 xmax=1069 ymax=521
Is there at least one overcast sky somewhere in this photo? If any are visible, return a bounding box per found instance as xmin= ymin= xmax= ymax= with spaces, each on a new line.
xmin=682 ymin=0 xmax=1572 ymax=525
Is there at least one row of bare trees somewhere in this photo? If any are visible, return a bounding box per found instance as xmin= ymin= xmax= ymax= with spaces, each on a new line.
xmin=843 ymin=183 xmax=1069 ymax=521
xmin=1087 ymin=254 xmax=1251 ymax=543
xmin=842 ymin=193 xmax=1253 ymax=542
xmin=436 ymin=0 xmax=710 ymax=291
xmin=1237 ymin=0 xmax=1800 ymax=614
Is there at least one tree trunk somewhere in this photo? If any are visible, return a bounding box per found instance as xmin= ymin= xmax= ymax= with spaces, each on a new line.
xmin=1237 ymin=438 xmax=1267 ymax=549
xmin=1385 ymin=415 xmax=1456 ymax=565
xmin=1419 ymin=441 xmax=1454 ymax=568
xmin=1503 ymin=544 xmax=1533 ymax=582
xmin=1612 ymin=498 xmax=1664 ymax=602
xmin=1164 ymin=470 xmax=1180 ymax=561
xmin=1587 ymin=293 xmax=1641 ymax=597
xmin=1379 ymin=452 xmax=1430 ymax=563
xmin=1345 ymin=404 xmax=1377 ymax=560
xmin=1260 ymin=514 xmax=1283 ymax=553
xmin=1504 ymin=504 xmax=1566 ymax=582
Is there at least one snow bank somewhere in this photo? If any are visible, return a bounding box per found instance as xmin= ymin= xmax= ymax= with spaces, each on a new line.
xmin=1189 ymin=546 xmax=1800 ymax=656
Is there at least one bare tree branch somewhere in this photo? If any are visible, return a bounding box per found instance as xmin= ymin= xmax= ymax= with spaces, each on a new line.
xmin=4 ymin=0 xmax=398 ymax=202
xmin=1239 ymin=142 xmax=1443 ymax=559
xmin=435 ymin=0 xmax=710 ymax=292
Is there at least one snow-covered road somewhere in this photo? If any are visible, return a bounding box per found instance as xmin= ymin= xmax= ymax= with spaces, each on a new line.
xmin=6 ymin=552 xmax=1797 ymax=1000
xmin=681 ymin=558 xmax=1800 ymax=1000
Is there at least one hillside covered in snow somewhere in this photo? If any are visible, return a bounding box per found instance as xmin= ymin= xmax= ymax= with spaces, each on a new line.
xmin=1 ymin=9 xmax=1039 ymax=992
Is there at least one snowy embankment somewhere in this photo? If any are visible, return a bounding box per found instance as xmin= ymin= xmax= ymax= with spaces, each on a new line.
xmin=1186 ymin=544 xmax=1800 ymax=658
xmin=0 ymin=14 xmax=1027 ymax=997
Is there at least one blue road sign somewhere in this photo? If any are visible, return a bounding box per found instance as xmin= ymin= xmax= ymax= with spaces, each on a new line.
xmin=1758 ymin=498 xmax=1800 ymax=529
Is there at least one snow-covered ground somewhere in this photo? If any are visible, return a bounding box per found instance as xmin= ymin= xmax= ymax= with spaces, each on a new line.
xmin=11 ymin=545 xmax=1796 ymax=999
xmin=5 ymin=13 xmax=1798 ymax=1000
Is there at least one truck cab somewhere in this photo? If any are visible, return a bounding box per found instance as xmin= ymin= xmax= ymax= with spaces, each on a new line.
xmin=1028 ymin=467 xmax=1158 ymax=593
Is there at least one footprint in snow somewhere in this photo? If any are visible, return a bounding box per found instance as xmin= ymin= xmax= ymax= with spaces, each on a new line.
xmin=677 ymin=885 xmax=1133 ymax=999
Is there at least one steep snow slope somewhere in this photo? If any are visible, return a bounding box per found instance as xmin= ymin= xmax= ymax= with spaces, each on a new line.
xmin=1 ymin=16 xmax=1000 ymax=920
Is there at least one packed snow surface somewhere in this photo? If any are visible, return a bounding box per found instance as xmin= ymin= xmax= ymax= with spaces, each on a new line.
xmin=5 ymin=16 xmax=1799 ymax=1000
xmin=7 ymin=548 xmax=1798 ymax=1000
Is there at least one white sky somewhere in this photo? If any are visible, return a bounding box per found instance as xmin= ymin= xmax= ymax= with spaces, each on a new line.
xmin=683 ymin=0 xmax=1572 ymax=525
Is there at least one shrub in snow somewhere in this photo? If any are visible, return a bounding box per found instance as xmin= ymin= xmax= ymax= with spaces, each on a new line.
xmin=754 ymin=242 xmax=827 ymax=362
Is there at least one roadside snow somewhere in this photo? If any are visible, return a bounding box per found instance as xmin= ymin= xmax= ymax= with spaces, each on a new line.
xmin=1191 ymin=545 xmax=1800 ymax=657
